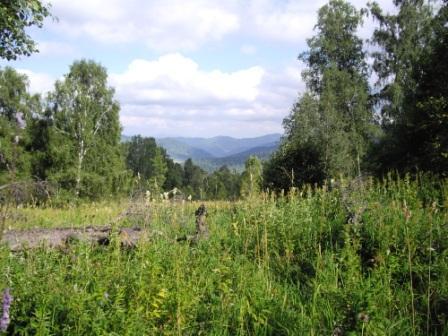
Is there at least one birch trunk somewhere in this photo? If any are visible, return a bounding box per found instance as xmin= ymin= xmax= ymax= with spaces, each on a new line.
xmin=75 ymin=139 xmax=85 ymax=197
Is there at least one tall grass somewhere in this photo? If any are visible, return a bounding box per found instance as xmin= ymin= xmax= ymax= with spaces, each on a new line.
xmin=0 ymin=175 xmax=447 ymax=335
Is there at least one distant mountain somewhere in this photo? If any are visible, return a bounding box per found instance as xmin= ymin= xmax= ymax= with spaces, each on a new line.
xmin=156 ymin=134 xmax=281 ymax=171
xmin=156 ymin=138 xmax=215 ymax=162
xmin=157 ymin=134 xmax=281 ymax=159
xmin=195 ymin=142 xmax=279 ymax=172
xmin=121 ymin=133 xmax=282 ymax=171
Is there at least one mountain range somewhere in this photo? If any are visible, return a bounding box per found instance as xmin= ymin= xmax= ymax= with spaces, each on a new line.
xmin=122 ymin=133 xmax=282 ymax=172
xmin=156 ymin=134 xmax=281 ymax=172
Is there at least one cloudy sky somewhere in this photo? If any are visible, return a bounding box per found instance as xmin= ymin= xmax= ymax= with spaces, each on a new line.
xmin=1 ymin=0 xmax=395 ymax=138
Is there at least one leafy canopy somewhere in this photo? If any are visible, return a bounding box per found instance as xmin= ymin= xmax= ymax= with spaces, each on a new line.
xmin=0 ymin=0 xmax=51 ymax=60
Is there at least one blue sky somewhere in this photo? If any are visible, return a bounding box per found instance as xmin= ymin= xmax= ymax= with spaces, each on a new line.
xmin=1 ymin=0 xmax=394 ymax=138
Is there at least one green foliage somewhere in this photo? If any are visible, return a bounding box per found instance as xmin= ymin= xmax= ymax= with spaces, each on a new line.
xmin=1 ymin=177 xmax=447 ymax=334
xmin=205 ymin=165 xmax=241 ymax=200
xmin=264 ymin=93 xmax=326 ymax=190
xmin=0 ymin=67 xmax=38 ymax=184
xmin=368 ymin=0 xmax=447 ymax=176
xmin=148 ymin=147 xmax=168 ymax=193
xmin=0 ymin=0 xmax=51 ymax=60
xmin=240 ymin=156 xmax=262 ymax=198
xmin=125 ymin=136 xmax=159 ymax=180
xmin=263 ymin=140 xmax=325 ymax=192
xmin=408 ymin=2 xmax=448 ymax=174
xmin=124 ymin=136 xmax=241 ymax=200
xmin=164 ymin=160 xmax=184 ymax=191
xmin=268 ymin=0 xmax=375 ymax=188
xmin=300 ymin=0 xmax=367 ymax=93
xmin=125 ymin=135 xmax=170 ymax=193
xmin=300 ymin=0 xmax=374 ymax=178
xmin=45 ymin=60 xmax=125 ymax=198
xmin=368 ymin=0 xmax=433 ymax=123
xmin=183 ymin=158 xmax=207 ymax=199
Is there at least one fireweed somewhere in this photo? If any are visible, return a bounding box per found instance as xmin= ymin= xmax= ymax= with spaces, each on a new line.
xmin=0 ymin=288 xmax=12 ymax=332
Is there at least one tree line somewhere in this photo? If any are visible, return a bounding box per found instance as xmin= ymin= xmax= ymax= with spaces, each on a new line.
xmin=124 ymin=135 xmax=259 ymax=200
xmin=264 ymin=0 xmax=447 ymax=190
xmin=1 ymin=0 xmax=447 ymax=201
xmin=0 ymin=62 xmax=261 ymax=201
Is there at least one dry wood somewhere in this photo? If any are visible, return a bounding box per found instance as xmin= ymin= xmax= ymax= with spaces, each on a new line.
xmin=1 ymin=226 xmax=150 ymax=251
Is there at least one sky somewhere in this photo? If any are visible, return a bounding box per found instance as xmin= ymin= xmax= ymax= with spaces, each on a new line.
xmin=1 ymin=0 xmax=395 ymax=138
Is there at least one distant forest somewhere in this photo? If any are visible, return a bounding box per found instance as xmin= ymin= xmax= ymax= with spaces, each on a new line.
xmin=1 ymin=0 xmax=447 ymax=202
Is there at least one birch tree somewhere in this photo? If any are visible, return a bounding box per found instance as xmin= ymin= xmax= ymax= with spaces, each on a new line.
xmin=265 ymin=0 xmax=375 ymax=188
xmin=299 ymin=0 xmax=373 ymax=178
xmin=47 ymin=60 xmax=122 ymax=198
xmin=367 ymin=0 xmax=442 ymax=174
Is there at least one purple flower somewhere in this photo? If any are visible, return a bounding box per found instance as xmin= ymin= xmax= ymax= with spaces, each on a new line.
xmin=0 ymin=288 xmax=12 ymax=332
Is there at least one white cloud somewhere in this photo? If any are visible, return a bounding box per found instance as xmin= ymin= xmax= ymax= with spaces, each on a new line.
xmin=110 ymin=53 xmax=265 ymax=106
xmin=16 ymin=69 xmax=55 ymax=95
xmin=246 ymin=0 xmax=327 ymax=44
xmin=245 ymin=0 xmax=400 ymax=45
xmin=42 ymin=0 xmax=400 ymax=52
xmin=48 ymin=0 xmax=239 ymax=51
xmin=12 ymin=54 xmax=301 ymax=137
xmin=15 ymin=0 xmax=402 ymax=137
xmin=110 ymin=53 xmax=300 ymax=137
xmin=241 ymin=44 xmax=257 ymax=55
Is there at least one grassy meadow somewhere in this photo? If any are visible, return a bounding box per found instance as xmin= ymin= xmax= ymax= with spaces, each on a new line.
xmin=0 ymin=176 xmax=447 ymax=335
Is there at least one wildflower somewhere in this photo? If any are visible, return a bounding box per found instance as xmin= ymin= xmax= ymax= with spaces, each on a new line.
xmin=0 ymin=288 xmax=13 ymax=332
xmin=332 ymin=326 xmax=343 ymax=336
xmin=358 ymin=311 xmax=370 ymax=323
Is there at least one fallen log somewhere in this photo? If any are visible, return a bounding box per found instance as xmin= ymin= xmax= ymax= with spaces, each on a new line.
xmin=1 ymin=205 xmax=208 ymax=251
xmin=1 ymin=226 xmax=149 ymax=251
